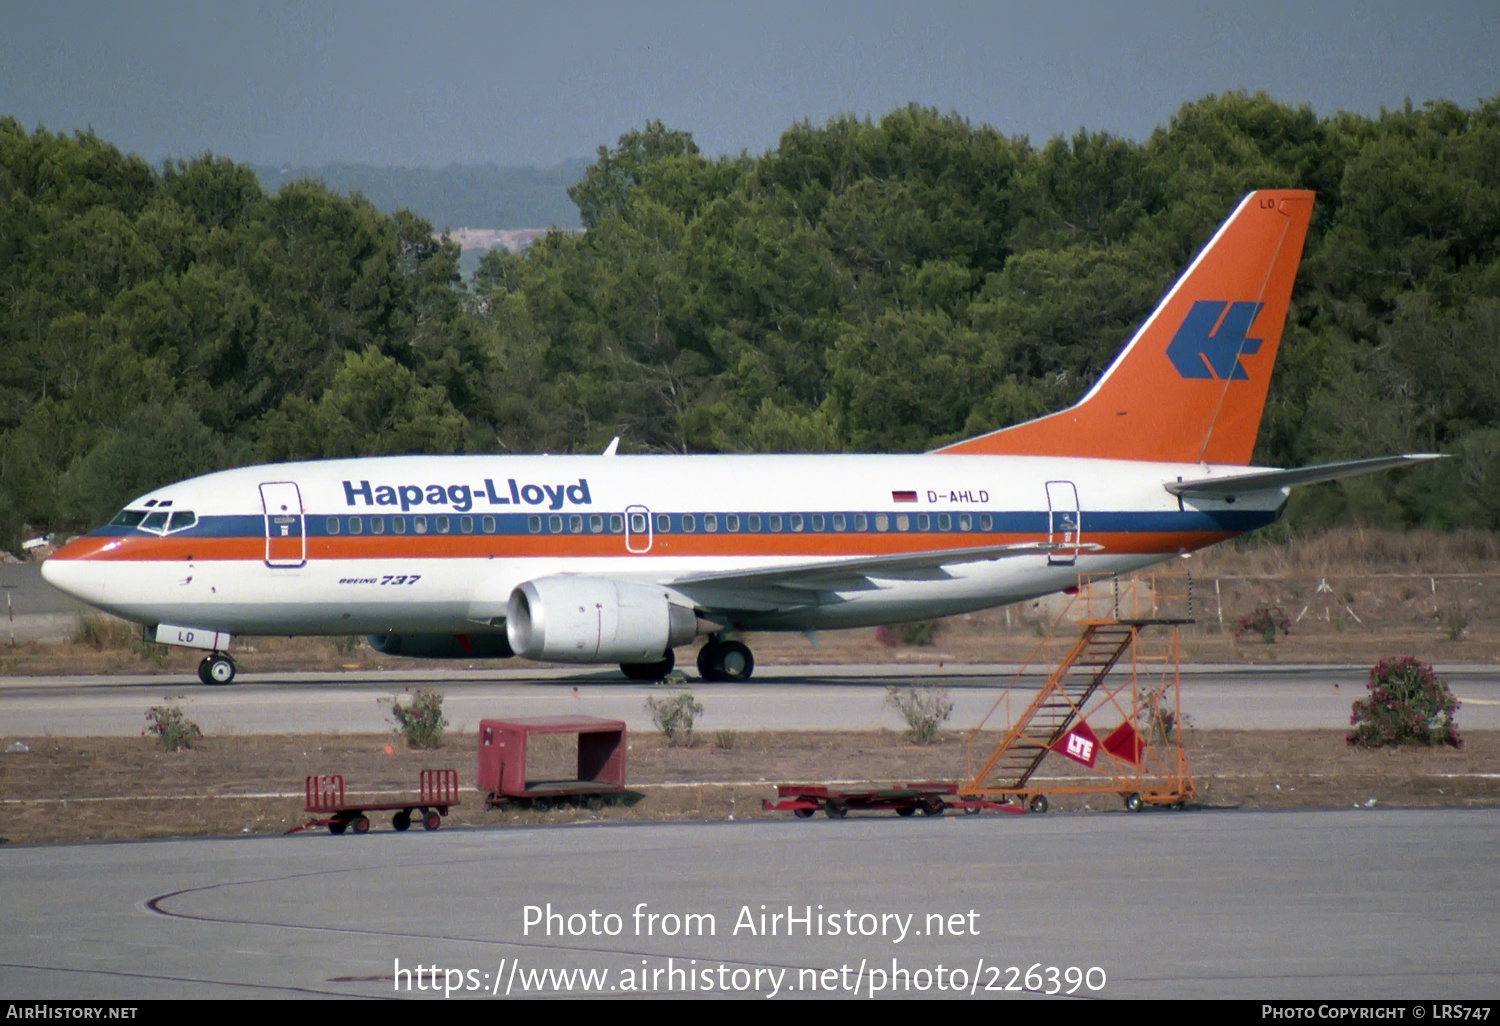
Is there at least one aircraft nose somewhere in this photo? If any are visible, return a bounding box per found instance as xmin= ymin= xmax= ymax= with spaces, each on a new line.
xmin=40 ymin=550 xmax=108 ymax=605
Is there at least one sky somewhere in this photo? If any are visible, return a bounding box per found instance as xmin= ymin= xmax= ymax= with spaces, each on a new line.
xmin=2 ymin=0 xmax=1498 ymax=169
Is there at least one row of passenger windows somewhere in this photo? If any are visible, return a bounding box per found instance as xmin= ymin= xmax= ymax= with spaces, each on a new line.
xmin=323 ymin=511 xmax=998 ymax=536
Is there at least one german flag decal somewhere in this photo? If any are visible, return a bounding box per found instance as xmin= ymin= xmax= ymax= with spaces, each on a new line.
xmin=892 ymin=490 xmax=918 ymax=503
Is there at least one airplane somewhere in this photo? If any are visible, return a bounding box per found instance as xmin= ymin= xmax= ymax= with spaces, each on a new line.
xmin=40 ymin=190 xmax=1438 ymax=686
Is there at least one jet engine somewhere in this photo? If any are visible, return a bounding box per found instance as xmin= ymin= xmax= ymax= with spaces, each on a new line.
xmin=366 ymin=633 xmax=515 ymax=659
xmin=506 ymin=577 xmax=698 ymax=663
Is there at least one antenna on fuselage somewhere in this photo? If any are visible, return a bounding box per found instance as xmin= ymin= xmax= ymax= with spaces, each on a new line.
xmin=602 ymin=437 xmax=620 ymax=456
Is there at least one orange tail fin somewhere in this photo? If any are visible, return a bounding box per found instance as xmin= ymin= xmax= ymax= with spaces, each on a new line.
xmin=937 ymin=190 xmax=1314 ymax=465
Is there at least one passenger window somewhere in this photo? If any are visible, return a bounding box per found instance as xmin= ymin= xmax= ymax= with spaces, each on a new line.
xmin=616 ymin=514 xmax=630 ymax=534
xmin=371 ymin=518 xmax=385 ymax=535
xmin=527 ymin=516 xmax=541 ymax=533
xmin=917 ymin=514 xmax=930 ymax=531
xmin=590 ymin=514 xmax=603 ymax=533
xmin=392 ymin=516 xmax=406 ymax=534
xmin=656 ymin=514 xmax=671 ymax=532
xmin=748 ymin=514 xmax=761 ymax=532
xmin=549 ymin=515 xmax=563 ymax=533
xmin=832 ymin=514 xmax=846 ymax=531
xmin=980 ymin=514 xmax=992 ymax=531
xmin=168 ymin=511 xmax=197 ymax=532
xmin=349 ymin=517 xmax=363 ymax=535
xmin=810 ymin=514 xmax=824 ymax=531
xmin=682 ymin=514 xmax=696 ymax=533
xmin=436 ymin=515 xmax=450 ymax=534
xmin=570 ymin=514 xmax=583 ymax=533
xmin=875 ymin=514 xmax=889 ymax=531
xmin=855 ymin=513 xmax=868 ymax=531
xmin=938 ymin=514 xmax=951 ymax=531
xmin=726 ymin=514 xmax=740 ymax=532
xmin=896 ymin=514 xmax=909 ymax=531
xmin=703 ymin=514 xmax=717 ymax=533
xmin=482 ymin=515 xmax=496 ymax=533
xmin=769 ymin=515 xmax=782 ymax=532
xmin=413 ymin=516 xmax=427 ymax=534
xmin=460 ymin=515 xmax=473 ymax=534
xmin=959 ymin=514 xmax=971 ymax=531
xmin=325 ymin=517 xmax=340 ymax=535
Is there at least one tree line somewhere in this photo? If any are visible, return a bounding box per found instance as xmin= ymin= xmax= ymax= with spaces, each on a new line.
xmin=2 ymin=92 xmax=1498 ymax=548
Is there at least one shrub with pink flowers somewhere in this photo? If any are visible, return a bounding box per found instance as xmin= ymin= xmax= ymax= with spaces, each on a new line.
xmin=1347 ymin=657 xmax=1462 ymax=749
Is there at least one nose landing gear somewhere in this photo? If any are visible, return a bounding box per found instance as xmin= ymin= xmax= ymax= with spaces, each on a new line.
xmin=197 ymin=652 xmax=237 ymax=686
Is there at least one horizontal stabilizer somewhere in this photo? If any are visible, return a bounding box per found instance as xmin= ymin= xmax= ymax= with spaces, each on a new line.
xmin=1165 ymin=455 xmax=1444 ymax=500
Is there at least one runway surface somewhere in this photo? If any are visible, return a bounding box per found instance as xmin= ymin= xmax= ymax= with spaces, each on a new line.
xmin=3 ymin=664 xmax=1499 ymax=735
xmin=1 ymin=808 xmax=1495 ymax=1000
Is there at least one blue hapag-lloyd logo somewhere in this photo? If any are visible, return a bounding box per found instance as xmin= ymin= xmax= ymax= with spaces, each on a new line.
xmin=1164 ymin=300 xmax=1264 ymax=380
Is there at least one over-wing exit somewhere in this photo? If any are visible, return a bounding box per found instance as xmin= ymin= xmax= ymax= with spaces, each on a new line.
xmin=42 ymin=191 xmax=1438 ymax=685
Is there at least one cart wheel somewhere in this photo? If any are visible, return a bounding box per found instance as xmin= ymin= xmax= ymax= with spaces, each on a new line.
xmin=1124 ymin=793 xmax=1143 ymax=813
xmin=825 ymin=800 xmax=848 ymax=819
xmin=352 ymin=815 xmax=370 ymax=834
xmin=586 ymin=795 xmax=604 ymax=811
xmin=1029 ymin=794 xmax=1049 ymax=815
xmin=963 ymin=805 xmax=981 ymax=816
xmin=392 ymin=811 xmax=411 ymax=832
xmin=423 ymin=810 xmax=442 ymax=831
xmin=895 ymin=805 xmax=916 ymax=817
xmin=328 ymin=820 xmax=347 ymax=835
xmin=793 ymin=807 xmax=815 ymax=819
xmin=920 ymin=797 xmax=945 ymax=817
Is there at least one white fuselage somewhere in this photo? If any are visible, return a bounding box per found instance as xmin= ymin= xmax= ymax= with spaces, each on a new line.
xmin=42 ymin=453 xmax=1282 ymax=639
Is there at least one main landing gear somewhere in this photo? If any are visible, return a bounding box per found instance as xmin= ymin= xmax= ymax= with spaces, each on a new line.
xmin=619 ymin=637 xmax=757 ymax=683
xmin=197 ymin=652 xmax=236 ymax=686
xmin=697 ymin=638 xmax=754 ymax=682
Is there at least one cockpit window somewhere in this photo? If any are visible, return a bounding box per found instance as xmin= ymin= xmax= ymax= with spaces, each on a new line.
xmin=111 ymin=507 xmax=197 ymax=535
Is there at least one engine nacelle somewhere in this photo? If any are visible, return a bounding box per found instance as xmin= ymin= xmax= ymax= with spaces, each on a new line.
xmin=506 ymin=577 xmax=698 ymax=663
xmin=366 ymin=633 xmax=514 ymax=659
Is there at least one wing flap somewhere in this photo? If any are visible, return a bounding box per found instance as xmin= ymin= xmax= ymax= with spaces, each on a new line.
xmin=669 ymin=541 xmax=1098 ymax=613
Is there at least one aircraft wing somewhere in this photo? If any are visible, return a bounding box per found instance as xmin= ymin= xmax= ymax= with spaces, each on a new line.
xmin=1165 ymin=455 xmax=1443 ymax=500
xmin=668 ymin=541 xmax=1100 ymax=612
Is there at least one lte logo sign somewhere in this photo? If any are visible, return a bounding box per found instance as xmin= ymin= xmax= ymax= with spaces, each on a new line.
xmin=1055 ymin=725 xmax=1099 ymax=768
xmin=1165 ymin=300 xmax=1265 ymax=380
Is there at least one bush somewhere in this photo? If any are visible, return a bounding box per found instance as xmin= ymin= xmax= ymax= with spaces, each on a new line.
xmin=1235 ymin=606 xmax=1290 ymax=643
xmin=1347 ymin=657 xmax=1463 ymax=749
xmin=144 ymin=704 xmax=203 ymax=751
xmin=885 ymin=684 xmax=954 ymax=744
xmin=875 ymin=620 xmax=942 ymax=647
xmin=645 ymin=692 xmax=703 ymax=746
xmin=389 ymin=688 xmax=447 ymax=749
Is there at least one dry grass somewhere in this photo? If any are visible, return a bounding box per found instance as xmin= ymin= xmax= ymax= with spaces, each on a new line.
xmin=1 ymin=730 xmax=1495 ymax=846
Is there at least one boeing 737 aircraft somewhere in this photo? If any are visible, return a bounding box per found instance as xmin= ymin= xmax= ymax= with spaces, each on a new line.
xmin=41 ymin=190 xmax=1436 ymax=685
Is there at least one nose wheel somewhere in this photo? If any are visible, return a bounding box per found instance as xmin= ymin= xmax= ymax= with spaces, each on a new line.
xmin=197 ymin=652 xmax=237 ymax=686
xmin=696 ymin=639 xmax=754 ymax=682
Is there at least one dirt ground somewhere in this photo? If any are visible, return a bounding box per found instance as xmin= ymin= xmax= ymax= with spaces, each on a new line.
xmin=1 ymin=729 xmax=1494 ymax=847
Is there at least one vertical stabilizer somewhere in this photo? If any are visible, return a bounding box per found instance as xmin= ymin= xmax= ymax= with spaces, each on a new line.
xmin=936 ymin=190 xmax=1314 ymax=465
